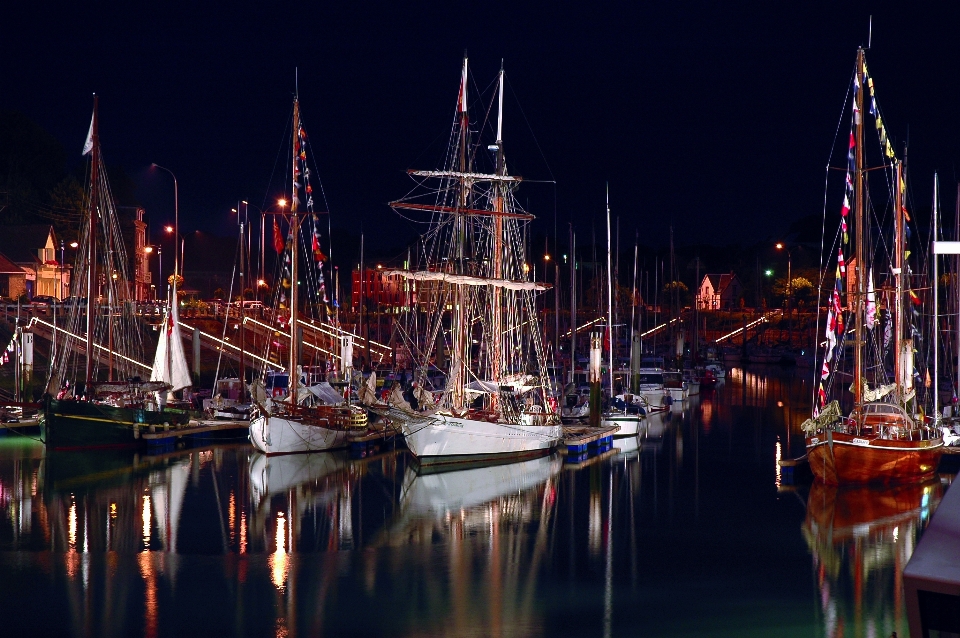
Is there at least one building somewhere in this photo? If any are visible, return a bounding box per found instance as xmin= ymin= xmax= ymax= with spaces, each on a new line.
xmin=119 ymin=207 xmax=151 ymax=301
xmin=697 ymin=272 xmax=742 ymax=310
xmin=0 ymin=252 xmax=26 ymax=300
xmin=0 ymin=225 xmax=70 ymax=299
xmin=351 ymin=268 xmax=410 ymax=312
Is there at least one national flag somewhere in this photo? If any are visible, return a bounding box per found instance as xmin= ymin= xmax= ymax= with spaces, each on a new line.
xmin=273 ymin=218 xmax=284 ymax=253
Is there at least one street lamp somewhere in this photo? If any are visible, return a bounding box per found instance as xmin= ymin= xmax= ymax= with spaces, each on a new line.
xmin=144 ymin=245 xmax=161 ymax=300
xmin=775 ymin=242 xmax=792 ymax=309
xmin=152 ymin=163 xmax=179 ymax=286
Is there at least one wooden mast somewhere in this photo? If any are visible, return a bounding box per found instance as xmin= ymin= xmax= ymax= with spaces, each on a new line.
xmin=289 ymin=97 xmax=300 ymax=404
xmin=450 ymin=56 xmax=469 ymax=411
xmin=852 ymin=48 xmax=865 ymax=420
xmin=490 ymin=66 xmax=505 ymax=407
xmin=893 ymin=159 xmax=904 ymax=392
xmin=85 ymin=96 xmax=99 ymax=388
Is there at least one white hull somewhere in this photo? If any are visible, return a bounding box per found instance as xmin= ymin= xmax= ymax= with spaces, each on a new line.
xmin=601 ymin=414 xmax=642 ymax=436
xmin=636 ymin=388 xmax=666 ymax=406
xmin=401 ymin=413 xmax=562 ymax=462
xmin=665 ymin=386 xmax=688 ymax=400
xmin=685 ymin=381 xmax=700 ymax=396
xmin=249 ymin=414 xmax=352 ymax=454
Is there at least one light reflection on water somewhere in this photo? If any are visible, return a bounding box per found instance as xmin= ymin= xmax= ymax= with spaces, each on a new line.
xmin=0 ymin=366 xmax=946 ymax=636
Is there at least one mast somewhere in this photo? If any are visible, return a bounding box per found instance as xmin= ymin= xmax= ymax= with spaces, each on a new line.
xmin=893 ymin=159 xmax=904 ymax=392
xmin=490 ymin=65 xmax=505 ymax=398
xmin=933 ymin=174 xmax=940 ymax=423
xmin=289 ymin=97 xmax=300 ymax=403
xmin=852 ymin=48 xmax=866 ymax=417
xmin=606 ymin=186 xmax=614 ymax=397
xmin=956 ymin=181 xmax=960 ymax=400
xmin=85 ymin=97 xmax=99 ymax=387
xmin=630 ymin=233 xmax=638 ymax=377
xmin=569 ymin=224 xmax=577 ymax=383
xmin=449 ymin=55 xmax=470 ymax=411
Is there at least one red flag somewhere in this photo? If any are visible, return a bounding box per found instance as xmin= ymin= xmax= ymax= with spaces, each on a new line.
xmin=273 ymin=218 xmax=284 ymax=253
xmin=312 ymin=232 xmax=327 ymax=262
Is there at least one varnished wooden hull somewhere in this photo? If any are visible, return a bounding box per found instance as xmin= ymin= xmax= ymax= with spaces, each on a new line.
xmin=806 ymin=430 xmax=943 ymax=485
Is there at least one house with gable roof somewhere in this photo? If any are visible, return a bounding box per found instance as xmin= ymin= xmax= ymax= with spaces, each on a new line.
xmin=697 ymin=272 xmax=743 ymax=310
xmin=0 ymin=225 xmax=70 ymax=299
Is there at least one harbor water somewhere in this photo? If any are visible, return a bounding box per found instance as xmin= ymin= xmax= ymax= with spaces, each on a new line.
xmin=0 ymin=366 xmax=943 ymax=637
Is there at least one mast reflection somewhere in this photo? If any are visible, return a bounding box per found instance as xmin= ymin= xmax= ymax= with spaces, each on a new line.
xmin=803 ymin=480 xmax=942 ymax=638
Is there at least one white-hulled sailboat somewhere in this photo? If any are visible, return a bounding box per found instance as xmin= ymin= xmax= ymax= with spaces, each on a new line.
xmin=379 ymin=59 xmax=562 ymax=465
xmin=248 ymin=94 xmax=368 ymax=455
xmin=600 ymin=188 xmax=643 ymax=437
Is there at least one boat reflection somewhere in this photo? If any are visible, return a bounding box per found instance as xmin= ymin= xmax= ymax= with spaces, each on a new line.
xmin=803 ymin=480 xmax=943 ymax=638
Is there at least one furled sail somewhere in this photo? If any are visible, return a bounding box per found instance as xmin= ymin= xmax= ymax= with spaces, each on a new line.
xmin=381 ymin=269 xmax=550 ymax=291
xmin=151 ymin=288 xmax=192 ymax=392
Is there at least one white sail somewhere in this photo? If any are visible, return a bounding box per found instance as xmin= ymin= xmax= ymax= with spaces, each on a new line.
xmin=151 ymin=288 xmax=192 ymax=392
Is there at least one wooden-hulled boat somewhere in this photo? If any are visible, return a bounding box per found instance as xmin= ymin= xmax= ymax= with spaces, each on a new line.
xmin=804 ymin=48 xmax=943 ymax=484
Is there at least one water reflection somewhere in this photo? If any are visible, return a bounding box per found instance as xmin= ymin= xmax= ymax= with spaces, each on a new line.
xmin=0 ymin=366 xmax=947 ymax=636
xmin=803 ymin=480 xmax=944 ymax=638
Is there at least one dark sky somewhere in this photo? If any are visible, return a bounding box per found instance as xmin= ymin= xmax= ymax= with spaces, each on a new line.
xmin=4 ymin=2 xmax=960 ymax=260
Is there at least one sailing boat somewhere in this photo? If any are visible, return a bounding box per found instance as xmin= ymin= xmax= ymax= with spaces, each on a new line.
xmin=41 ymin=97 xmax=189 ymax=450
xmin=803 ymin=48 xmax=943 ymax=484
xmin=381 ymin=58 xmax=562 ymax=464
xmin=600 ymin=190 xmax=644 ymax=436
xmin=248 ymin=94 xmax=368 ymax=455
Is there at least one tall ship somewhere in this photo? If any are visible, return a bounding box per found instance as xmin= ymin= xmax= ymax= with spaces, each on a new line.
xmin=41 ymin=97 xmax=190 ymax=450
xmin=802 ymin=48 xmax=943 ymax=484
xmin=248 ymin=93 xmax=368 ymax=455
xmin=379 ymin=58 xmax=562 ymax=464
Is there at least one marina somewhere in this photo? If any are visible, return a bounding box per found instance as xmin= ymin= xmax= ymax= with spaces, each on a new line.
xmin=4 ymin=6 xmax=960 ymax=635
xmin=0 ymin=366 xmax=951 ymax=636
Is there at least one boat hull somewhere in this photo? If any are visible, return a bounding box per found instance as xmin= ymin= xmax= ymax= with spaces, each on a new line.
xmin=41 ymin=399 xmax=189 ymax=450
xmin=806 ymin=431 xmax=944 ymax=485
xmin=249 ymin=414 xmax=353 ymax=454
xmin=601 ymin=414 xmax=642 ymax=437
xmin=401 ymin=413 xmax=562 ymax=465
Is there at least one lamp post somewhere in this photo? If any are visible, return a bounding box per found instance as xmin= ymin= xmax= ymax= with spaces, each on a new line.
xmin=152 ymin=163 xmax=179 ymax=285
xmin=59 ymin=240 xmax=65 ymax=300
xmin=775 ymin=242 xmax=792 ymax=310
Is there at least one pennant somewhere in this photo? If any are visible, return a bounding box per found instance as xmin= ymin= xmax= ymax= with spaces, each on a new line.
xmin=273 ymin=218 xmax=285 ymax=253
xmin=865 ymin=268 xmax=876 ymax=329
xmin=82 ymin=111 xmax=94 ymax=156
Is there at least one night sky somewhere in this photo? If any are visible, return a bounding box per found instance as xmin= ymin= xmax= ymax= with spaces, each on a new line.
xmin=4 ymin=2 xmax=960 ymax=262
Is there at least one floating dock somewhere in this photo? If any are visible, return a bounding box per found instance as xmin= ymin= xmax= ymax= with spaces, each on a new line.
xmin=0 ymin=419 xmax=40 ymax=431
xmin=140 ymin=419 xmax=249 ymax=451
xmin=561 ymin=425 xmax=620 ymax=455
xmin=348 ymin=423 xmax=403 ymax=457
